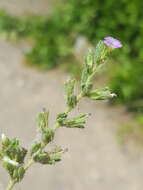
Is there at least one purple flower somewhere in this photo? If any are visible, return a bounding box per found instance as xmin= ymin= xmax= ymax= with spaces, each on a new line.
xmin=103 ymin=37 xmax=122 ymax=49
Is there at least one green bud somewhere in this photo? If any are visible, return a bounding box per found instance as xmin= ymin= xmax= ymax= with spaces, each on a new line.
xmin=37 ymin=109 xmax=49 ymax=131
xmin=80 ymin=74 xmax=93 ymax=95
xmin=81 ymin=50 xmax=95 ymax=95
xmin=1 ymin=137 xmax=27 ymax=164
xmin=1 ymin=134 xmax=10 ymax=147
xmin=30 ymin=142 xmax=42 ymax=156
xmin=85 ymin=49 xmax=95 ymax=71
xmin=65 ymin=79 xmax=77 ymax=109
xmin=94 ymin=40 xmax=107 ymax=64
xmin=12 ymin=167 xmax=25 ymax=182
xmin=48 ymin=152 xmax=62 ymax=164
xmin=16 ymin=147 xmax=27 ymax=164
xmin=34 ymin=147 xmax=64 ymax=165
xmin=87 ymin=87 xmax=116 ymax=100
xmin=56 ymin=112 xmax=68 ymax=125
xmin=42 ymin=128 xmax=55 ymax=144
xmin=48 ymin=147 xmax=65 ymax=164
xmin=62 ymin=114 xmax=88 ymax=128
xmin=17 ymin=167 xmax=25 ymax=181
xmin=34 ymin=152 xmax=50 ymax=165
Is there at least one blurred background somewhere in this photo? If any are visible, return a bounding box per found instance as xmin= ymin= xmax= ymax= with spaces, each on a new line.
xmin=0 ymin=0 xmax=143 ymax=189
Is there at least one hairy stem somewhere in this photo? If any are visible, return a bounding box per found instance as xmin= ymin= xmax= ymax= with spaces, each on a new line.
xmin=24 ymin=159 xmax=34 ymax=171
xmin=6 ymin=180 xmax=16 ymax=190
xmin=6 ymin=92 xmax=84 ymax=190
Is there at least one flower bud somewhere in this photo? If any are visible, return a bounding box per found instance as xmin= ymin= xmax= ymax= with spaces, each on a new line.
xmin=12 ymin=167 xmax=25 ymax=182
xmin=94 ymin=40 xmax=107 ymax=63
xmin=34 ymin=152 xmax=50 ymax=164
xmin=30 ymin=142 xmax=42 ymax=156
xmin=42 ymin=128 xmax=54 ymax=144
xmin=85 ymin=49 xmax=94 ymax=70
xmin=47 ymin=152 xmax=62 ymax=164
xmin=56 ymin=112 xmax=68 ymax=125
xmin=34 ymin=148 xmax=63 ymax=165
xmin=1 ymin=134 xmax=10 ymax=146
xmin=65 ymin=79 xmax=77 ymax=109
xmin=87 ymin=87 xmax=116 ymax=100
xmin=62 ymin=114 xmax=88 ymax=128
xmin=17 ymin=167 xmax=25 ymax=182
xmin=80 ymin=56 xmax=94 ymax=95
xmin=37 ymin=109 xmax=49 ymax=131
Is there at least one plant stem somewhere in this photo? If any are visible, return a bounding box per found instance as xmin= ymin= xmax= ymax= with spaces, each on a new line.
xmin=6 ymin=180 xmax=16 ymax=190
xmin=24 ymin=141 xmax=47 ymax=171
xmin=77 ymin=93 xmax=83 ymax=102
xmin=24 ymin=159 xmax=34 ymax=171
xmin=6 ymin=92 xmax=84 ymax=190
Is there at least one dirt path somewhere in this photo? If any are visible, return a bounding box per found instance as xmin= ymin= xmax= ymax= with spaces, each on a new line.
xmin=0 ymin=0 xmax=54 ymax=15
xmin=0 ymin=1 xmax=143 ymax=190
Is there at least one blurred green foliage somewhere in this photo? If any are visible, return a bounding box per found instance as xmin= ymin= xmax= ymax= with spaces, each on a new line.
xmin=0 ymin=10 xmax=76 ymax=69
xmin=110 ymin=60 xmax=143 ymax=112
xmin=0 ymin=0 xmax=143 ymax=111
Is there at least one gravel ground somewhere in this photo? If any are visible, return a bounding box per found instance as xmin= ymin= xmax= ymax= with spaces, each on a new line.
xmin=0 ymin=1 xmax=143 ymax=190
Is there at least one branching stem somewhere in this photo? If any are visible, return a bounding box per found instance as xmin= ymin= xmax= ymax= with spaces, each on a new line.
xmin=6 ymin=92 xmax=84 ymax=190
